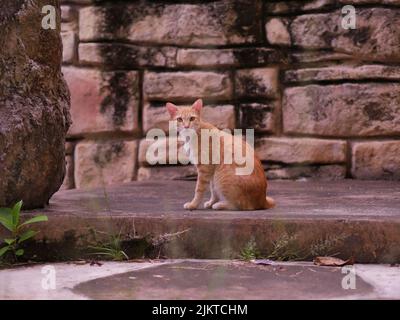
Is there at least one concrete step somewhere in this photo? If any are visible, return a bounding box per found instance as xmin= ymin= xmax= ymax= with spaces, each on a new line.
xmin=13 ymin=180 xmax=400 ymax=263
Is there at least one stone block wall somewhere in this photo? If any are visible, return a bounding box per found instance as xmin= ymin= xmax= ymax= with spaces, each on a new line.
xmin=60 ymin=0 xmax=400 ymax=190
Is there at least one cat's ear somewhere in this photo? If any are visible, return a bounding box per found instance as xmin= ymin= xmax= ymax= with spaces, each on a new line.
xmin=166 ymin=102 xmax=178 ymax=118
xmin=192 ymin=99 xmax=203 ymax=114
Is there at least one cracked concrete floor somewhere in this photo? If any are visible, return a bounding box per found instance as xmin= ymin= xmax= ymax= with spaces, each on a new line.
xmin=0 ymin=260 xmax=399 ymax=300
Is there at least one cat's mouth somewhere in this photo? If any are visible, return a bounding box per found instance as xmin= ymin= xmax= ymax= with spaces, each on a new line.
xmin=178 ymin=128 xmax=197 ymax=142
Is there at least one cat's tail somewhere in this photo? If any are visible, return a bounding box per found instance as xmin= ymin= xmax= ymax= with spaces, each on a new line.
xmin=264 ymin=196 xmax=276 ymax=209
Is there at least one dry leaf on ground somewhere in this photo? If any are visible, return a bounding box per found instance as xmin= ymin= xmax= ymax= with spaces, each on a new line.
xmin=313 ymin=256 xmax=354 ymax=267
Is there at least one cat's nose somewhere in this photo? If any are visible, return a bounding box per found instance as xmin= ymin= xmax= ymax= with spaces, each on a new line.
xmin=184 ymin=124 xmax=190 ymax=128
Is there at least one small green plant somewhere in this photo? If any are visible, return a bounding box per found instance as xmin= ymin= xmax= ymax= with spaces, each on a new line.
xmin=310 ymin=234 xmax=347 ymax=257
xmin=240 ymin=238 xmax=258 ymax=261
xmin=268 ymin=234 xmax=307 ymax=261
xmin=89 ymin=232 xmax=129 ymax=261
xmin=0 ymin=200 xmax=48 ymax=262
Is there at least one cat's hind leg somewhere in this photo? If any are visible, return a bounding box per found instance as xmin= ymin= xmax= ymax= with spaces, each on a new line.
xmin=212 ymin=201 xmax=236 ymax=210
xmin=204 ymin=180 xmax=219 ymax=209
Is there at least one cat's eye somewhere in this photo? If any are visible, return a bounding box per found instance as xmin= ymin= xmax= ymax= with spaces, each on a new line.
xmin=176 ymin=117 xmax=183 ymax=122
xmin=189 ymin=117 xmax=196 ymax=121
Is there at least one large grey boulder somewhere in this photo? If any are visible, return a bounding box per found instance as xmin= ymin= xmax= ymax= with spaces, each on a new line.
xmin=0 ymin=0 xmax=71 ymax=209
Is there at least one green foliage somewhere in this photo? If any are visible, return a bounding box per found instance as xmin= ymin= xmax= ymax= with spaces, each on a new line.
xmin=0 ymin=201 xmax=48 ymax=262
xmin=310 ymin=234 xmax=347 ymax=257
xmin=240 ymin=238 xmax=259 ymax=261
xmin=268 ymin=234 xmax=307 ymax=261
xmin=88 ymin=231 xmax=129 ymax=261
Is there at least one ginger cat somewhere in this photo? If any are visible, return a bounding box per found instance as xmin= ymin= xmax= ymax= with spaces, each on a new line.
xmin=166 ymin=99 xmax=275 ymax=211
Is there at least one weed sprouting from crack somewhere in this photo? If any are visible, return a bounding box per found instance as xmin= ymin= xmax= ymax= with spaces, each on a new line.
xmin=240 ymin=238 xmax=259 ymax=261
xmin=310 ymin=234 xmax=348 ymax=257
xmin=152 ymin=229 xmax=191 ymax=259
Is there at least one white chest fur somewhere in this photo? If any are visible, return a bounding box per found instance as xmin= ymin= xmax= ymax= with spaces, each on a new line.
xmin=183 ymin=139 xmax=197 ymax=164
xmin=180 ymin=130 xmax=198 ymax=164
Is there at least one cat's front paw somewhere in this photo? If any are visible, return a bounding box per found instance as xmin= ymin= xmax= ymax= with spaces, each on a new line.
xmin=204 ymin=200 xmax=215 ymax=209
xmin=184 ymin=201 xmax=198 ymax=210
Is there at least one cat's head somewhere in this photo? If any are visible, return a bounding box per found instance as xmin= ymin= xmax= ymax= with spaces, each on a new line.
xmin=166 ymin=99 xmax=202 ymax=132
